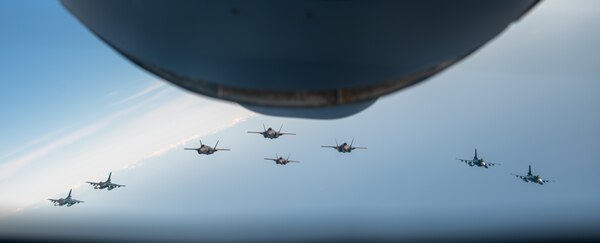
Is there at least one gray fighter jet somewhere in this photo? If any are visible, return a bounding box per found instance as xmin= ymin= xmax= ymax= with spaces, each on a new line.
xmin=321 ymin=139 xmax=367 ymax=153
xmin=456 ymin=149 xmax=499 ymax=168
xmin=264 ymin=154 xmax=300 ymax=165
xmin=86 ymin=172 xmax=125 ymax=190
xmin=47 ymin=189 xmax=83 ymax=207
xmin=511 ymin=165 xmax=554 ymax=185
xmin=248 ymin=124 xmax=295 ymax=139
xmin=184 ymin=140 xmax=230 ymax=155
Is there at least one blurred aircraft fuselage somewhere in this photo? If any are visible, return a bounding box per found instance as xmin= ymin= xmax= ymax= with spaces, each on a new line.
xmin=61 ymin=0 xmax=539 ymax=119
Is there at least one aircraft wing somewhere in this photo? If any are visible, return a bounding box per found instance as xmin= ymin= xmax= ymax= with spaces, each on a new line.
xmin=247 ymin=131 xmax=263 ymax=134
xmin=86 ymin=181 xmax=100 ymax=186
xmin=108 ymin=183 xmax=125 ymax=188
xmin=487 ymin=162 xmax=501 ymax=167
xmin=321 ymin=146 xmax=337 ymax=148
xmin=352 ymin=147 xmax=367 ymax=150
xmin=47 ymin=199 xmax=60 ymax=203
xmin=216 ymin=148 xmax=231 ymax=151
xmin=73 ymin=199 xmax=84 ymax=204
xmin=511 ymin=173 xmax=527 ymax=179
xmin=280 ymin=133 xmax=296 ymax=135
xmin=456 ymin=158 xmax=470 ymax=164
xmin=542 ymin=179 xmax=555 ymax=183
xmin=264 ymin=158 xmax=277 ymax=161
xmin=288 ymin=160 xmax=300 ymax=163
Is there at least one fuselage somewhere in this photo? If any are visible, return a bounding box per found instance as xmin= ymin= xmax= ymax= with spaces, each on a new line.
xmin=61 ymin=0 xmax=541 ymax=119
xmin=51 ymin=197 xmax=77 ymax=207
xmin=93 ymin=181 xmax=108 ymax=189
xmin=263 ymin=129 xmax=281 ymax=139
xmin=64 ymin=199 xmax=78 ymax=207
xmin=54 ymin=199 xmax=67 ymax=206
xmin=522 ymin=175 xmax=545 ymax=185
xmin=93 ymin=181 xmax=119 ymax=190
xmin=275 ymin=157 xmax=289 ymax=165
xmin=468 ymin=159 xmax=488 ymax=168
xmin=197 ymin=145 xmax=215 ymax=155
xmin=337 ymin=143 xmax=352 ymax=153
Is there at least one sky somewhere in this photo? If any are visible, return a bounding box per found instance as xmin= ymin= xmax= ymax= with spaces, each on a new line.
xmin=1 ymin=0 xmax=600 ymax=242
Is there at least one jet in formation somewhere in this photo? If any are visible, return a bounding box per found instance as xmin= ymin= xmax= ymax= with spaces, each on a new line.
xmin=264 ymin=154 xmax=300 ymax=165
xmin=184 ymin=140 xmax=230 ymax=155
xmin=321 ymin=139 xmax=367 ymax=153
xmin=511 ymin=165 xmax=554 ymax=185
xmin=248 ymin=124 xmax=295 ymax=139
xmin=86 ymin=172 xmax=125 ymax=190
xmin=456 ymin=149 xmax=500 ymax=168
xmin=47 ymin=189 xmax=83 ymax=207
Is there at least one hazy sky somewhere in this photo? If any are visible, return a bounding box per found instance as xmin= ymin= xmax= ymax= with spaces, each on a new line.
xmin=1 ymin=1 xmax=599 ymax=241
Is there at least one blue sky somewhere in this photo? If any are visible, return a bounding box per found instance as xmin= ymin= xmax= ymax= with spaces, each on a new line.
xmin=1 ymin=0 xmax=600 ymax=241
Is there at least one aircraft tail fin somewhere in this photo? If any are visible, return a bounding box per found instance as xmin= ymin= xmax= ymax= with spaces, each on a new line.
xmin=199 ymin=140 xmax=203 ymax=146
xmin=474 ymin=149 xmax=478 ymax=159
xmin=214 ymin=140 xmax=219 ymax=149
xmin=528 ymin=165 xmax=532 ymax=175
xmin=335 ymin=139 xmax=339 ymax=147
xmin=67 ymin=189 xmax=72 ymax=198
xmin=350 ymin=138 xmax=355 ymax=147
xmin=263 ymin=123 xmax=266 ymax=131
xmin=108 ymin=172 xmax=112 ymax=182
xmin=279 ymin=124 xmax=283 ymax=133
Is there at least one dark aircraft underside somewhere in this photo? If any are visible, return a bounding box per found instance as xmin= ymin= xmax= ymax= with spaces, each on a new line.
xmin=61 ymin=0 xmax=540 ymax=118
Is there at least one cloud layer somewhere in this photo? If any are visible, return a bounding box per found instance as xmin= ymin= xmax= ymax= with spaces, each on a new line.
xmin=0 ymin=84 xmax=253 ymax=217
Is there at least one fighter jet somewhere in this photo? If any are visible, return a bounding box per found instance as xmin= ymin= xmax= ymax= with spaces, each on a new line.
xmin=184 ymin=140 xmax=230 ymax=155
xmin=511 ymin=165 xmax=554 ymax=185
xmin=321 ymin=139 xmax=367 ymax=153
xmin=264 ymin=154 xmax=300 ymax=165
xmin=86 ymin=172 xmax=125 ymax=190
xmin=248 ymin=124 xmax=295 ymax=139
xmin=47 ymin=189 xmax=84 ymax=207
xmin=456 ymin=149 xmax=499 ymax=168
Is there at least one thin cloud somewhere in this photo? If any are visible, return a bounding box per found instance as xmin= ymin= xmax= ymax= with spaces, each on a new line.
xmin=0 ymin=111 xmax=123 ymax=180
xmin=0 ymin=92 xmax=163 ymax=181
xmin=113 ymin=82 xmax=166 ymax=105
xmin=106 ymin=90 xmax=119 ymax=97
xmin=0 ymin=92 xmax=252 ymax=217
xmin=0 ymin=127 xmax=68 ymax=161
